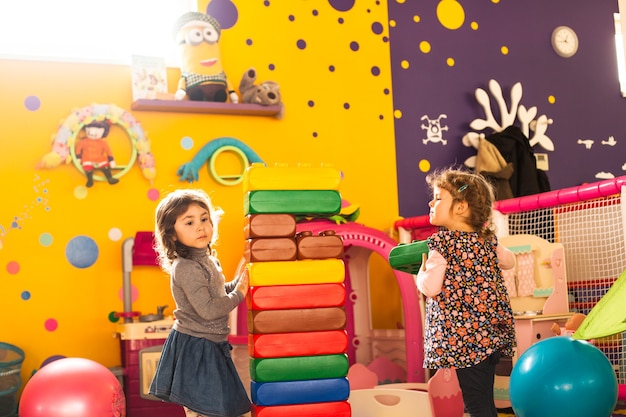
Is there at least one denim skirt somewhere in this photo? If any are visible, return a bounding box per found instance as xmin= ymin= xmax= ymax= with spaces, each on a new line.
xmin=149 ymin=330 xmax=251 ymax=417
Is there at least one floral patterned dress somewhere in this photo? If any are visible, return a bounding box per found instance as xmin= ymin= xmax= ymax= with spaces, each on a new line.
xmin=421 ymin=229 xmax=516 ymax=369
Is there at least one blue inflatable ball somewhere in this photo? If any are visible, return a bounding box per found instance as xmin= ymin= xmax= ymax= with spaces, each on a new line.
xmin=510 ymin=336 xmax=617 ymax=417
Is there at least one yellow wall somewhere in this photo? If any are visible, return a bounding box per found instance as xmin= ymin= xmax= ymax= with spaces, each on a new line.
xmin=0 ymin=1 xmax=402 ymax=388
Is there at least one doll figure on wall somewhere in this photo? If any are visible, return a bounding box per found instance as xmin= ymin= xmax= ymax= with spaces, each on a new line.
xmin=75 ymin=120 xmax=119 ymax=187
xmin=172 ymin=12 xmax=238 ymax=103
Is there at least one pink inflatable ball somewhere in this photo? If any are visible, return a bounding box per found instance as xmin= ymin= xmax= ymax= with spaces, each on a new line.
xmin=19 ymin=357 xmax=126 ymax=417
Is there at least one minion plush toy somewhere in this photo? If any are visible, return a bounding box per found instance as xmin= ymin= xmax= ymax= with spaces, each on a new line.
xmin=172 ymin=12 xmax=238 ymax=103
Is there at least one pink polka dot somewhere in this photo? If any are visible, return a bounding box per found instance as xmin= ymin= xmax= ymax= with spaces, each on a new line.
xmin=118 ymin=285 xmax=139 ymax=302
xmin=44 ymin=318 xmax=58 ymax=331
xmin=6 ymin=261 xmax=20 ymax=274
xmin=147 ymin=188 xmax=160 ymax=201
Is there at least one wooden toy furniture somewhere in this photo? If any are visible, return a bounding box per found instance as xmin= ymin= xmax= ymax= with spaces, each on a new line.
xmin=500 ymin=233 xmax=572 ymax=358
xmin=348 ymin=364 xmax=464 ymax=417
xmin=116 ymin=233 xmax=185 ymax=417
xmin=500 ymin=233 xmax=569 ymax=316
xmin=349 ymin=388 xmax=434 ymax=417
xmin=494 ymin=233 xmax=572 ymax=408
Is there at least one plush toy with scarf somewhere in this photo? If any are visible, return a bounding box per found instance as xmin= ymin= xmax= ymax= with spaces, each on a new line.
xmin=172 ymin=12 xmax=238 ymax=103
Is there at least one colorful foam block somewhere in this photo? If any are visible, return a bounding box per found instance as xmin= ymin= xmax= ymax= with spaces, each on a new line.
xmin=248 ymin=330 xmax=348 ymax=358
xmin=248 ymin=259 xmax=345 ymax=286
xmin=250 ymin=354 xmax=349 ymax=382
xmin=296 ymin=231 xmax=344 ymax=260
xmin=248 ymin=307 xmax=346 ymax=334
xmin=244 ymin=190 xmax=342 ymax=216
xmin=243 ymin=163 xmax=342 ymax=192
xmin=244 ymin=237 xmax=297 ymax=262
xmin=388 ymin=239 xmax=430 ymax=274
xmin=251 ymin=378 xmax=350 ymax=406
xmin=244 ymin=214 xmax=297 ymax=239
xmin=252 ymin=401 xmax=351 ymax=417
xmin=247 ymin=283 xmax=346 ymax=310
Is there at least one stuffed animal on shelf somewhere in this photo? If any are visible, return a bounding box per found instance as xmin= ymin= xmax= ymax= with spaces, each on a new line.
xmin=239 ymin=67 xmax=281 ymax=106
xmin=172 ymin=12 xmax=238 ymax=103
xmin=551 ymin=313 xmax=586 ymax=336
xmin=75 ymin=120 xmax=119 ymax=187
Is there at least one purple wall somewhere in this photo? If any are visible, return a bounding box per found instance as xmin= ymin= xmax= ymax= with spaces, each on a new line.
xmin=389 ymin=1 xmax=624 ymax=217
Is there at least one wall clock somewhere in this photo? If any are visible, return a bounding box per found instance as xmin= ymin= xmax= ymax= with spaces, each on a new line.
xmin=551 ymin=26 xmax=579 ymax=58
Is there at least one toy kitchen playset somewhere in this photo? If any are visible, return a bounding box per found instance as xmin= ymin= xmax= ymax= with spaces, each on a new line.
xmin=115 ymin=232 xmax=184 ymax=417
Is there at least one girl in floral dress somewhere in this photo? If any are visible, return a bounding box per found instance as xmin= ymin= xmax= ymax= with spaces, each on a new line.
xmin=417 ymin=168 xmax=516 ymax=417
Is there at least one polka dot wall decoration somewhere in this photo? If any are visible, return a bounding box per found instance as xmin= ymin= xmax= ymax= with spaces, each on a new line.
xmin=65 ymin=236 xmax=99 ymax=269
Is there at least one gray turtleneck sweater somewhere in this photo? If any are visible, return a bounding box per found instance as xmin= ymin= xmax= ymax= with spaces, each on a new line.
xmin=170 ymin=247 xmax=244 ymax=343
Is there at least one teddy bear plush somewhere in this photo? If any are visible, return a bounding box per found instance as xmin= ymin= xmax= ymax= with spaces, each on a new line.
xmin=239 ymin=68 xmax=281 ymax=106
xmin=551 ymin=313 xmax=586 ymax=336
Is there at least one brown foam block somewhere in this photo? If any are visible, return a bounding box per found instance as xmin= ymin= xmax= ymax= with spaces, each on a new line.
xmin=248 ymin=307 xmax=346 ymax=334
xmin=244 ymin=214 xmax=297 ymax=239
xmin=296 ymin=230 xmax=344 ymax=260
xmin=245 ymin=237 xmax=297 ymax=262
xmin=247 ymin=283 xmax=346 ymax=310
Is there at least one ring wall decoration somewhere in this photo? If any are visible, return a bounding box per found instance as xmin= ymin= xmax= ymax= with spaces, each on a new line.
xmin=39 ymin=104 xmax=156 ymax=184
xmin=177 ymin=137 xmax=263 ymax=185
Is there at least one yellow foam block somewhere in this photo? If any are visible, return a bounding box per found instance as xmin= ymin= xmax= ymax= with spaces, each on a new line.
xmin=243 ymin=163 xmax=342 ymax=192
xmin=249 ymin=259 xmax=345 ymax=286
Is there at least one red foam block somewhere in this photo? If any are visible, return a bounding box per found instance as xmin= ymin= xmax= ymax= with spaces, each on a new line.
xmin=247 ymin=283 xmax=346 ymax=310
xmin=252 ymin=401 xmax=351 ymax=417
xmin=249 ymin=330 xmax=348 ymax=358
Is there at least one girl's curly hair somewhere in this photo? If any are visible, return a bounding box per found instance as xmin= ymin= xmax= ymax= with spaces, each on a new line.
xmin=426 ymin=167 xmax=496 ymax=239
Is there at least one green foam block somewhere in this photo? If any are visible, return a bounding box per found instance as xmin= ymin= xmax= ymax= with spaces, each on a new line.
xmin=244 ymin=190 xmax=342 ymax=216
xmin=389 ymin=239 xmax=429 ymax=274
xmin=250 ymin=354 xmax=349 ymax=382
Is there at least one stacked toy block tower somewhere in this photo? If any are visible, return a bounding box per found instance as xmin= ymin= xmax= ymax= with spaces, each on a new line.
xmin=243 ymin=163 xmax=352 ymax=417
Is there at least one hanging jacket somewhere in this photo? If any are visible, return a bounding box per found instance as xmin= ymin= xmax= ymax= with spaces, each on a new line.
xmin=485 ymin=125 xmax=550 ymax=198
xmin=475 ymin=136 xmax=514 ymax=201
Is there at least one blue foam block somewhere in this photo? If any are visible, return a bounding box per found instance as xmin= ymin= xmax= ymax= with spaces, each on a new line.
xmin=251 ymin=378 xmax=350 ymax=406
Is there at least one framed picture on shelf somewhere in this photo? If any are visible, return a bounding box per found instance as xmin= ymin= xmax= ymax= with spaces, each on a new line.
xmin=130 ymin=55 xmax=169 ymax=100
